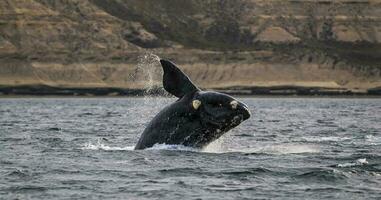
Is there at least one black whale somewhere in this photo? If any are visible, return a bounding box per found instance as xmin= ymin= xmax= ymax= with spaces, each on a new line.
xmin=134 ymin=59 xmax=251 ymax=150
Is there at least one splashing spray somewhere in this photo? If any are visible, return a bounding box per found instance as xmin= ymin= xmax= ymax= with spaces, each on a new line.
xmin=131 ymin=52 xmax=166 ymax=95
xmin=130 ymin=52 xmax=172 ymax=116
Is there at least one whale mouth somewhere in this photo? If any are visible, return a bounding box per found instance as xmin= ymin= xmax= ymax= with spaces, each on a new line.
xmin=203 ymin=115 xmax=223 ymax=127
xmin=202 ymin=113 xmax=244 ymax=128
xmin=231 ymin=114 xmax=243 ymax=126
xmin=204 ymin=114 xmax=244 ymax=128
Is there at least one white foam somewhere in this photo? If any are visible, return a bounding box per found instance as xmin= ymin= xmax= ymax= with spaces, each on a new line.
xmin=81 ymin=139 xmax=319 ymax=154
xmin=82 ymin=142 xmax=200 ymax=152
xmin=357 ymin=158 xmax=368 ymax=164
xmin=202 ymin=137 xmax=227 ymax=153
xmin=147 ymin=143 xmax=197 ymax=151
xmin=301 ymin=136 xmax=352 ymax=142
xmin=81 ymin=140 xmax=134 ymax=151
xmin=259 ymin=144 xmax=320 ymax=154
xmin=337 ymin=158 xmax=369 ymax=167
xmin=147 ymin=141 xmax=321 ymax=154
xmin=230 ymin=144 xmax=320 ymax=154
xmin=365 ymin=135 xmax=381 ymax=145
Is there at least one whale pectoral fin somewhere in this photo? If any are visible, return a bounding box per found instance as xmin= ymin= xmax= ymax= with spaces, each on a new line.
xmin=160 ymin=59 xmax=199 ymax=98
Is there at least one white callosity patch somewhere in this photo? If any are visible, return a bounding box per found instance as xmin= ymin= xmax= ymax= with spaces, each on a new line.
xmin=230 ymin=100 xmax=238 ymax=110
xmin=192 ymin=99 xmax=202 ymax=110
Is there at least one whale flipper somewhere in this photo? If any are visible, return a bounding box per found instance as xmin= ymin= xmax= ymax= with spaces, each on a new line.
xmin=160 ymin=59 xmax=199 ymax=98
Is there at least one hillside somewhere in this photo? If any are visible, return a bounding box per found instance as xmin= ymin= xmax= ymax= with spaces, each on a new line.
xmin=0 ymin=0 xmax=380 ymax=95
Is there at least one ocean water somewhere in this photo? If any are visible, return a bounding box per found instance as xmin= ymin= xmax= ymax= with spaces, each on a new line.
xmin=0 ymin=97 xmax=380 ymax=199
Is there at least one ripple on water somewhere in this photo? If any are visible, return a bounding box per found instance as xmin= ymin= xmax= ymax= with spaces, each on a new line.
xmin=5 ymin=169 xmax=34 ymax=179
xmin=295 ymin=168 xmax=349 ymax=183
xmin=219 ymin=167 xmax=273 ymax=176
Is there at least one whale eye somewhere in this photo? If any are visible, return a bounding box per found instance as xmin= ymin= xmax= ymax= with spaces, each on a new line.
xmin=230 ymin=100 xmax=238 ymax=110
xmin=192 ymin=100 xmax=202 ymax=110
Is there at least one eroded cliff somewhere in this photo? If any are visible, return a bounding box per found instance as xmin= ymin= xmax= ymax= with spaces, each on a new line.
xmin=0 ymin=0 xmax=380 ymax=95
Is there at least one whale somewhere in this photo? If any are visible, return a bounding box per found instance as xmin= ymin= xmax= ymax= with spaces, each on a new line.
xmin=134 ymin=59 xmax=251 ymax=150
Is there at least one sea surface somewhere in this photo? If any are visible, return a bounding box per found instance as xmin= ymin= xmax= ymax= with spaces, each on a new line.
xmin=0 ymin=97 xmax=380 ymax=199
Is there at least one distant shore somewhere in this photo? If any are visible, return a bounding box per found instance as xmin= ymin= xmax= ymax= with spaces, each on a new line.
xmin=1 ymin=85 xmax=380 ymax=97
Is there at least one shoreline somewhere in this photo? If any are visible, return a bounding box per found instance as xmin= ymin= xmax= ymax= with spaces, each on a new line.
xmin=0 ymin=85 xmax=380 ymax=98
xmin=1 ymin=95 xmax=380 ymax=99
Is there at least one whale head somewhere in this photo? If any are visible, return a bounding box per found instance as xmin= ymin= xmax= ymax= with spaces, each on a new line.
xmin=191 ymin=91 xmax=251 ymax=130
xmin=160 ymin=59 xmax=250 ymax=140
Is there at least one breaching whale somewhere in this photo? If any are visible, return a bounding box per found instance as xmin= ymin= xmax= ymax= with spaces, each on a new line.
xmin=134 ymin=59 xmax=251 ymax=150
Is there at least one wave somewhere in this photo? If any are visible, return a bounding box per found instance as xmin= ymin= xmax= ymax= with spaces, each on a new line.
xmin=5 ymin=169 xmax=32 ymax=178
xmin=329 ymin=158 xmax=381 ymax=176
xmin=220 ymin=167 xmax=273 ymax=175
xmin=335 ymin=158 xmax=369 ymax=168
xmin=296 ymin=168 xmax=348 ymax=183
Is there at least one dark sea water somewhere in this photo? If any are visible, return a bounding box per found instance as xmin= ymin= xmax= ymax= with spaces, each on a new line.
xmin=0 ymin=97 xmax=380 ymax=199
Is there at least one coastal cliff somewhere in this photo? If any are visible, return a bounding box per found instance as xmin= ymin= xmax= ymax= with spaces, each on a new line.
xmin=1 ymin=0 xmax=380 ymax=95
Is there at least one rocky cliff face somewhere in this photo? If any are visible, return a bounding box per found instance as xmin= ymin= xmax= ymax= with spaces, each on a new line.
xmin=0 ymin=0 xmax=380 ymax=95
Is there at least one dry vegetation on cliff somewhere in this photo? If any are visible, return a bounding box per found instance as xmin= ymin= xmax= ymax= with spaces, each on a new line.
xmin=0 ymin=0 xmax=380 ymax=95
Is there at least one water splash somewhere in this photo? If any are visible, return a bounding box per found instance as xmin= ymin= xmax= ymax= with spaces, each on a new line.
xmin=337 ymin=158 xmax=369 ymax=168
xmin=365 ymin=135 xmax=381 ymax=145
xmin=147 ymin=144 xmax=197 ymax=151
xmin=131 ymin=52 xmax=165 ymax=96
xmin=130 ymin=52 xmax=172 ymax=117
xmin=82 ymin=138 xmax=134 ymax=151
xmin=81 ymin=139 xmax=229 ymax=153
xmin=81 ymin=140 xmax=199 ymax=152
xmin=202 ymin=136 xmax=228 ymax=153
xmin=147 ymin=143 xmax=227 ymax=153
